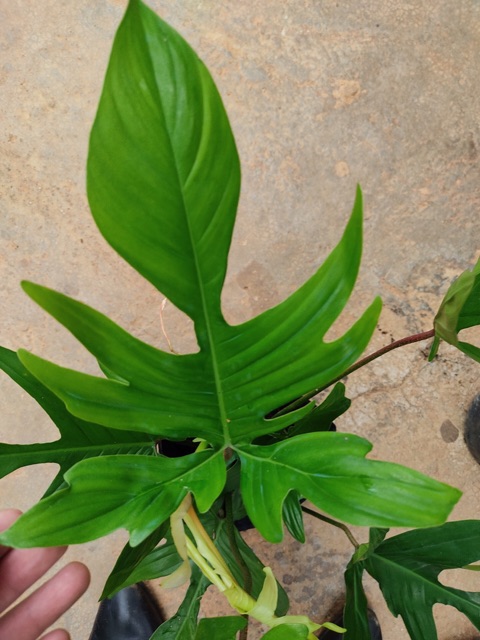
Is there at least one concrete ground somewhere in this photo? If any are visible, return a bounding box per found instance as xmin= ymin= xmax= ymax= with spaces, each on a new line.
xmin=1 ymin=1 xmax=480 ymax=638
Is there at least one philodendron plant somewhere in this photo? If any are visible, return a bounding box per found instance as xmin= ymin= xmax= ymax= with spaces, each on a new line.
xmin=1 ymin=2 xmax=480 ymax=639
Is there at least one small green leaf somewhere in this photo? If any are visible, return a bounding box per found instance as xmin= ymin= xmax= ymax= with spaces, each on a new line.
xmin=368 ymin=527 xmax=389 ymax=549
xmin=237 ymin=433 xmax=461 ymax=542
xmin=288 ymin=383 xmax=351 ymax=438
xmin=151 ymin=565 xmax=209 ymax=640
xmin=260 ymin=624 xmax=310 ymax=639
xmin=101 ymin=521 xmax=179 ymax=599
xmin=365 ymin=520 xmax=480 ymax=638
xmin=430 ymin=258 xmax=480 ymax=361
xmin=282 ymin=491 xmax=305 ymax=543
xmin=195 ymin=616 xmax=247 ymax=640
xmin=0 ymin=450 xmax=225 ymax=547
xmin=344 ymin=562 xmax=370 ymax=640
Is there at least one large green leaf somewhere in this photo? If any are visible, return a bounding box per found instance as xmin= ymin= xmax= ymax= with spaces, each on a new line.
xmin=0 ymin=450 xmax=225 ymax=547
xmin=0 ymin=346 xmax=155 ymax=495
xmin=237 ymin=433 xmax=461 ymax=542
xmin=18 ymin=0 xmax=381 ymax=452
xmin=363 ymin=521 xmax=480 ymax=638
xmin=1 ymin=0 xmax=461 ymax=559
xmin=18 ymin=192 xmax=379 ymax=447
xmin=430 ymin=258 xmax=480 ymax=362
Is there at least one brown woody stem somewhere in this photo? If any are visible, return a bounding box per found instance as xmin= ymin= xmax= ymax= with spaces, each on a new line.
xmin=301 ymin=506 xmax=359 ymax=548
xmin=276 ymin=329 xmax=435 ymax=416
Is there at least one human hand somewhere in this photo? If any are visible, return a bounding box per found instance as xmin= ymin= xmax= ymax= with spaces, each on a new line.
xmin=0 ymin=509 xmax=90 ymax=640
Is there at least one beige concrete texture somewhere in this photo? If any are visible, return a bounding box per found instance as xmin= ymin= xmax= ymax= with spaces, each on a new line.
xmin=1 ymin=1 xmax=480 ymax=638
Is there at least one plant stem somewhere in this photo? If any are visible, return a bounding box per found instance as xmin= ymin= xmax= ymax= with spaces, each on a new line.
xmin=326 ymin=328 xmax=435 ymax=388
xmin=301 ymin=506 xmax=359 ymax=548
xmin=276 ymin=329 xmax=435 ymax=416
xmin=225 ymin=493 xmax=251 ymax=640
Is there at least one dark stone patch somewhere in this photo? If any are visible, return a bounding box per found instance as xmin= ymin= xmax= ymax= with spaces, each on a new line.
xmin=440 ymin=419 xmax=459 ymax=443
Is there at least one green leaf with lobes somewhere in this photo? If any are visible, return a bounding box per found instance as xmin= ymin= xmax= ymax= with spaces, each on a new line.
xmin=0 ymin=346 xmax=155 ymax=496
xmin=0 ymin=450 xmax=225 ymax=548
xmin=351 ymin=521 xmax=480 ymax=639
xmin=237 ymin=433 xmax=461 ymax=542
xmin=17 ymin=190 xmax=379 ymax=447
xmin=1 ymin=0 xmax=462 ymax=553
xmin=17 ymin=0 xmax=380 ymax=450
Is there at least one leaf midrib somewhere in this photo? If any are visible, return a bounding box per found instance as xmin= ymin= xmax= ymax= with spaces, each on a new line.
xmin=138 ymin=11 xmax=229 ymax=446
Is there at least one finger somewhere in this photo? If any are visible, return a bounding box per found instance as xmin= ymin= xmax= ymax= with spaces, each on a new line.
xmin=0 ymin=509 xmax=22 ymax=559
xmin=0 ymin=561 xmax=90 ymax=640
xmin=39 ymin=629 xmax=71 ymax=640
xmin=0 ymin=542 xmax=67 ymax=612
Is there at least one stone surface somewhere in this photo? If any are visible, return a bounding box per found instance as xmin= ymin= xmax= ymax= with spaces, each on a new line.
xmin=1 ymin=1 xmax=480 ymax=639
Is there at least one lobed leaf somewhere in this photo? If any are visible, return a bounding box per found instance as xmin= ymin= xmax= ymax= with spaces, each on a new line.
xmin=18 ymin=349 xmax=222 ymax=445
xmin=0 ymin=346 xmax=155 ymax=495
xmin=18 ymin=193 xmax=380 ymax=450
xmin=364 ymin=520 xmax=480 ymax=638
xmin=16 ymin=5 xmax=382 ymax=458
xmin=237 ymin=433 xmax=461 ymax=542
xmin=0 ymin=450 xmax=225 ymax=547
